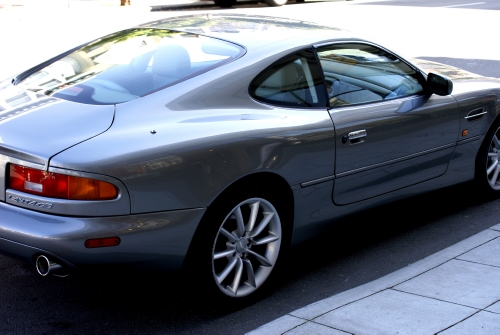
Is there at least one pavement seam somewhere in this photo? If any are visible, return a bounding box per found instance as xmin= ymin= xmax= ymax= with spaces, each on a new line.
xmin=282 ymin=318 xmax=354 ymax=335
xmin=454 ymin=257 xmax=500 ymax=269
xmin=434 ymin=306 xmax=500 ymax=334
xmin=483 ymin=300 xmax=500 ymax=314
xmin=301 ymin=289 xmax=392 ymax=320
xmin=280 ymin=319 xmax=305 ymax=334
xmin=306 ymin=320 xmax=355 ymax=335
xmin=384 ymin=234 xmax=500 ymax=290
xmin=389 ymin=287 xmax=481 ymax=311
xmin=389 ymin=287 xmax=500 ymax=335
xmin=434 ymin=308 xmax=484 ymax=334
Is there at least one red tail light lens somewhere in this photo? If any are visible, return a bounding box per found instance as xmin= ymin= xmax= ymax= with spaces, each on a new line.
xmin=9 ymin=164 xmax=118 ymax=200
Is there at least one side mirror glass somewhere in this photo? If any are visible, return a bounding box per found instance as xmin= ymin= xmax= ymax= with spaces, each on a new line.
xmin=427 ymin=72 xmax=453 ymax=96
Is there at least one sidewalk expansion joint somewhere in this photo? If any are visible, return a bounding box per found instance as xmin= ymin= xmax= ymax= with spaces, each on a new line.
xmin=387 ymin=234 xmax=500 ymax=289
xmin=435 ymin=308 xmax=486 ymax=334
xmin=283 ymin=319 xmax=351 ymax=335
xmin=483 ymin=300 xmax=500 ymax=314
xmin=305 ymin=289 xmax=392 ymax=320
xmin=390 ymin=288 xmax=480 ymax=311
xmin=454 ymin=257 xmax=500 ymax=269
xmin=436 ymin=301 xmax=498 ymax=334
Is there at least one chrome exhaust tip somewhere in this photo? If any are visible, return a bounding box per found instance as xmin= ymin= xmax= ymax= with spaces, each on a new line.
xmin=35 ymin=255 xmax=68 ymax=277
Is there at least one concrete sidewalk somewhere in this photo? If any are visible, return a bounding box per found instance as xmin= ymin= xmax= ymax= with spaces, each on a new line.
xmin=248 ymin=224 xmax=500 ymax=334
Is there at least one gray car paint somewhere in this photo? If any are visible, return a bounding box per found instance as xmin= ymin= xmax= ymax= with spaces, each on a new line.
xmin=0 ymin=200 xmax=205 ymax=271
xmin=331 ymin=93 xmax=460 ymax=205
xmin=1 ymin=14 xmax=500 ymax=273
xmin=0 ymin=95 xmax=114 ymax=171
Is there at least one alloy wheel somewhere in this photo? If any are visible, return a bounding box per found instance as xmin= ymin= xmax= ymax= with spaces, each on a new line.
xmin=486 ymin=127 xmax=500 ymax=190
xmin=211 ymin=198 xmax=281 ymax=297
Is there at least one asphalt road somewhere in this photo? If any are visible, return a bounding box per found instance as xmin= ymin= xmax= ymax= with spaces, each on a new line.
xmin=2 ymin=183 xmax=500 ymax=334
xmin=1 ymin=0 xmax=500 ymax=334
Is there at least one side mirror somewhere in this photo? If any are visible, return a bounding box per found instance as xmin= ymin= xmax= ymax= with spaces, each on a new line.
xmin=427 ymin=72 xmax=453 ymax=96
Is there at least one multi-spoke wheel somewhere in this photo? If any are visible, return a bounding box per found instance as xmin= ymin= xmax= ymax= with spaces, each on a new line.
xmin=485 ymin=127 xmax=500 ymax=190
xmin=476 ymin=122 xmax=500 ymax=194
xmin=211 ymin=198 xmax=281 ymax=298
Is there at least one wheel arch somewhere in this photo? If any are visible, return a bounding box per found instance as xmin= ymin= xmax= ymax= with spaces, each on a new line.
xmin=475 ymin=112 xmax=500 ymax=166
xmin=474 ymin=110 xmax=500 ymax=191
xmin=207 ymin=172 xmax=294 ymax=243
xmin=182 ymin=171 xmax=295 ymax=270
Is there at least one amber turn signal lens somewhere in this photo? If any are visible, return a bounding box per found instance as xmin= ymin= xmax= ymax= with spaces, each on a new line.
xmin=9 ymin=164 xmax=118 ymax=200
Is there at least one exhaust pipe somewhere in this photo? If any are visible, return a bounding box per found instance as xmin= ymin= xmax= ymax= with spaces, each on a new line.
xmin=35 ymin=255 xmax=68 ymax=277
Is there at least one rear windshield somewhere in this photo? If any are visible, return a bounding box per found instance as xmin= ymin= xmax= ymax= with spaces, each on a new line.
xmin=16 ymin=29 xmax=244 ymax=105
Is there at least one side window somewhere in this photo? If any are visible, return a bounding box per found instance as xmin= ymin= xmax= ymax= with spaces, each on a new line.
xmin=249 ymin=49 xmax=327 ymax=108
xmin=316 ymin=44 xmax=424 ymax=108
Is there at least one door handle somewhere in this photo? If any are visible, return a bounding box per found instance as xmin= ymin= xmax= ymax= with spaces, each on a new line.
xmin=465 ymin=108 xmax=487 ymax=121
xmin=342 ymin=129 xmax=367 ymax=144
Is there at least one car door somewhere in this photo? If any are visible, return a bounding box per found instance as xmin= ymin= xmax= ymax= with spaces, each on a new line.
xmin=315 ymin=43 xmax=460 ymax=205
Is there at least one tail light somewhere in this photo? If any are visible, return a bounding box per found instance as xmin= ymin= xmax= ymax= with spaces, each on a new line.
xmin=9 ymin=164 xmax=118 ymax=200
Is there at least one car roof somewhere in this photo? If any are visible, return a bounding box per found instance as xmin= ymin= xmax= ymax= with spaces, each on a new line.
xmin=139 ymin=14 xmax=353 ymax=51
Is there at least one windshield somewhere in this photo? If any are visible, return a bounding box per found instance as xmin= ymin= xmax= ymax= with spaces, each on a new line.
xmin=12 ymin=28 xmax=243 ymax=105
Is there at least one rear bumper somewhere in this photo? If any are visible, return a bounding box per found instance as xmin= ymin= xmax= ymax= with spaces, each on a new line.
xmin=0 ymin=201 xmax=205 ymax=272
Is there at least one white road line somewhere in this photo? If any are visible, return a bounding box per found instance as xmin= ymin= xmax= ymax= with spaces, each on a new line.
xmin=442 ymin=2 xmax=485 ymax=8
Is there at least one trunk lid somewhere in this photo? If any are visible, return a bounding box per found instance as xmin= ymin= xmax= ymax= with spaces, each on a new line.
xmin=0 ymin=84 xmax=114 ymax=166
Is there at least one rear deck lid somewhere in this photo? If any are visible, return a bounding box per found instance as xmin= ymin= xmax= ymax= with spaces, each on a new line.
xmin=0 ymin=83 xmax=114 ymax=166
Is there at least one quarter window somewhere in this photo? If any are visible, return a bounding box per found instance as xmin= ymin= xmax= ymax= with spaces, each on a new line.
xmin=316 ymin=44 xmax=424 ymax=108
xmin=250 ymin=49 xmax=327 ymax=108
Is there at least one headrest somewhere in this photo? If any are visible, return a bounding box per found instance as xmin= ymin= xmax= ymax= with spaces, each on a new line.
xmin=152 ymin=44 xmax=191 ymax=79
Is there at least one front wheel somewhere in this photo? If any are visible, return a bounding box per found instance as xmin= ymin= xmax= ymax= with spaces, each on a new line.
xmin=265 ymin=0 xmax=288 ymax=6
xmin=211 ymin=197 xmax=282 ymax=297
xmin=476 ymin=122 xmax=500 ymax=193
xmin=483 ymin=125 xmax=500 ymax=191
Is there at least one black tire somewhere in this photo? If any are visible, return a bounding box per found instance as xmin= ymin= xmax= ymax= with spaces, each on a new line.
xmin=185 ymin=187 xmax=287 ymax=299
xmin=214 ymin=0 xmax=237 ymax=7
xmin=265 ymin=0 xmax=288 ymax=6
xmin=475 ymin=119 xmax=500 ymax=194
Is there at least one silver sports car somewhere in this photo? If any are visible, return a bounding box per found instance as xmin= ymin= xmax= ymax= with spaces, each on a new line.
xmin=1 ymin=14 xmax=499 ymax=298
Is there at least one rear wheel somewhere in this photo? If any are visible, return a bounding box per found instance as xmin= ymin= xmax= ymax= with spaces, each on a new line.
xmin=265 ymin=0 xmax=288 ymax=6
xmin=214 ymin=0 xmax=237 ymax=7
xmin=187 ymin=190 xmax=285 ymax=299
xmin=212 ymin=197 xmax=282 ymax=297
